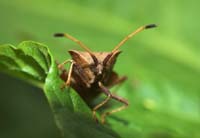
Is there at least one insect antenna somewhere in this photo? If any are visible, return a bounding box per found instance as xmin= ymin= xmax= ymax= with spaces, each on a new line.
xmin=54 ymin=33 xmax=93 ymax=53
xmin=112 ymin=24 xmax=157 ymax=53
xmin=54 ymin=33 xmax=98 ymax=65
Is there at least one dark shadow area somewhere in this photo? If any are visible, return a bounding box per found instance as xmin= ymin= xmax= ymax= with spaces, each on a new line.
xmin=0 ymin=73 xmax=59 ymax=138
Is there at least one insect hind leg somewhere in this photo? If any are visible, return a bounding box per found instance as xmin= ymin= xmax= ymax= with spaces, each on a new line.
xmin=92 ymin=93 xmax=111 ymax=123
xmin=93 ymin=82 xmax=128 ymax=124
xmin=101 ymin=93 xmax=128 ymax=124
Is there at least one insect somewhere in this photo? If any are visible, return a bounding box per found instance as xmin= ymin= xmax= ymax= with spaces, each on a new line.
xmin=54 ymin=24 xmax=157 ymax=123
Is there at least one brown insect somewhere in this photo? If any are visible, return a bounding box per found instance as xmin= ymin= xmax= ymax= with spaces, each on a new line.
xmin=54 ymin=24 xmax=156 ymax=123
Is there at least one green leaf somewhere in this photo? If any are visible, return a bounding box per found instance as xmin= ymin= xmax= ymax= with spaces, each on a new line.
xmin=0 ymin=41 xmax=50 ymax=87
xmin=0 ymin=41 xmax=119 ymax=138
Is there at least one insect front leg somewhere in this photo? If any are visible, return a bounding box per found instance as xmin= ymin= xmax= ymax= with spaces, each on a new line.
xmin=58 ymin=59 xmax=75 ymax=87
xmin=97 ymin=82 xmax=129 ymax=124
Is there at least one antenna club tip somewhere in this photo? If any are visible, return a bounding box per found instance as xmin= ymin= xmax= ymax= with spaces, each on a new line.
xmin=145 ymin=24 xmax=157 ymax=29
xmin=54 ymin=33 xmax=65 ymax=37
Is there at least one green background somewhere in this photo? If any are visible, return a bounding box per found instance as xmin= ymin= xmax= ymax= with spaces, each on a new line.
xmin=0 ymin=0 xmax=200 ymax=138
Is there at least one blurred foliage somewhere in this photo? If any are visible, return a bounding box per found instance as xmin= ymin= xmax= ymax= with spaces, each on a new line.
xmin=0 ymin=0 xmax=200 ymax=138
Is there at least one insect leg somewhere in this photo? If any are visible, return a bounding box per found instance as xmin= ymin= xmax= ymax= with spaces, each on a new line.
xmin=98 ymin=82 xmax=129 ymax=124
xmin=101 ymin=94 xmax=128 ymax=124
xmin=92 ymin=82 xmax=112 ymax=123
xmin=65 ymin=61 xmax=75 ymax=86
xmin=58 ymin=59 xmax=75 ymax=87
xmin=58 ymin=59 xmax=73 ymax=69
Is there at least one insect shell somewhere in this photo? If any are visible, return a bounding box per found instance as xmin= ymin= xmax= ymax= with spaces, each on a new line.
xmin=55 ymin=24 xmax=157 ymax=123
xmin=71 ymin=50 xmax=123 ymax=101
